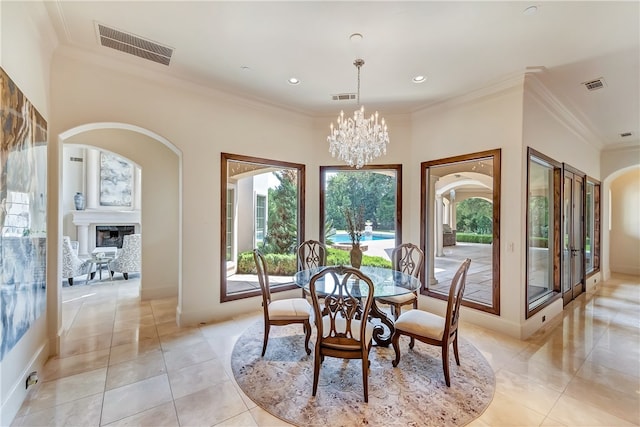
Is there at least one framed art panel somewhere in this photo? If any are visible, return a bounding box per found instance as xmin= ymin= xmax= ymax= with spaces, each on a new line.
xmin=0 ymin=67 xmax=48 ymax=361
xmin=100 ymin=152 xmax=133 ymax=207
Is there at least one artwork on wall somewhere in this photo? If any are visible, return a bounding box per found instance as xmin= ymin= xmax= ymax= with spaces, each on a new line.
xmin=100 ymin=152 xmax=133 ymax=207
xmin=0 ymin=67 xmax=48 ymax=361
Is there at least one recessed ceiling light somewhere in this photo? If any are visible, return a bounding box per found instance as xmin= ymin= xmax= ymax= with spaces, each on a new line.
xmin=523 ymin=5 xmax=538 ymax=16
xmin=288 ymin=77 xmax=300 ymax=85
xmin=349 ymin=33 xmax=363 ymax=42
xmin=413 ymin=75 xmax=427 ymax=83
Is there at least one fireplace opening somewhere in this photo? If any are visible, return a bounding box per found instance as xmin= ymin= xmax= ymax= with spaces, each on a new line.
xmin=96 ymin=225 xmax=135 ymax=248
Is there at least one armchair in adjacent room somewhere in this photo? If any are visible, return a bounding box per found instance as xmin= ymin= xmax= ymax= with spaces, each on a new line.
xmin=109 ymin=234 xmax=141 ymax=280
xmin=62 ymin=236 xmax=93 ymax=286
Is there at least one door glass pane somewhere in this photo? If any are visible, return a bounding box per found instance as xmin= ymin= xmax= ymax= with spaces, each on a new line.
xmin=572 ymin=177 xmax=584 ymax=289
xmin=585 ymin=181 xmax=594 ymax=273
xmin=527 ymin=157 xmax=556 ymax=311
xmin=562 ymin=176 xmax=572 ymax=294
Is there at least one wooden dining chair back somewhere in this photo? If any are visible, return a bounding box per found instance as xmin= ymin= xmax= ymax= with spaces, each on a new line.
xmin=297 ymin=239 xmax=327 ymax=298
xmin=391 ymin=258 xmax=471 ymax=387
xmin=376 ymin=243 xmax=424 ymax=319
xmin=253 ymin=249 xmax=312 ymax=357
xmin=309 ymin=265 xmax=375 ymax=402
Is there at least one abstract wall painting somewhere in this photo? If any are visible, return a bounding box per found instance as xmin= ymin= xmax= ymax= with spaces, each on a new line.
xmin=0 ymin=67 xmax=48 ymax=361
xmin=100 ymin=152 xmax=133 ymax=207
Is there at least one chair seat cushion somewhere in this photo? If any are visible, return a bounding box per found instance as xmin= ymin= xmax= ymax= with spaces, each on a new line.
xmin=321 ymin=316 xmax=373 ymax=350
xmin=268 ymin=298 xmax=311 ymax=320
xmin=377 ymin=292 xmax=417 ymax=305
xmin=394 ymin=309 xmax=445 ymax=341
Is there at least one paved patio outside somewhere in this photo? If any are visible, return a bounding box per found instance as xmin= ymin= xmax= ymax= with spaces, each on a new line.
xmin=227 ymin=240 xmax=493 ymax=306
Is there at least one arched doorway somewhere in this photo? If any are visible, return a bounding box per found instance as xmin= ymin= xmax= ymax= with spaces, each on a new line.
xmin=53 ymin=123 xmax=182 ymax=350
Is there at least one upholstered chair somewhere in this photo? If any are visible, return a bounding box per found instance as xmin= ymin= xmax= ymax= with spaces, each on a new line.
xmin=391 ymin=258 xmax=471 ymax=387
xmin=296 ymin=239 xmax=327 ymax=298
xmin=62 ymin=236 xmax=93 ymax=286
xmin=109 ymin=234 xmax=141 ymax=280
xmin=253 ymin=249 xmax=312 ymax=357
xmin=309 ymin=265 xmax=375 ymax=402
xmin=376 ymin=243 xmax=424 ymax=320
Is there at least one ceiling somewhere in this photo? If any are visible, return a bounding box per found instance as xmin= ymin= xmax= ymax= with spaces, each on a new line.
xmin=44 ymin=1 xmax=640 ymax=149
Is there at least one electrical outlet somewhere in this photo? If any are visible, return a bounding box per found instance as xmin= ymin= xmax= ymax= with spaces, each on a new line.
xmin=25 ymin=371 xmax=38 ymax=389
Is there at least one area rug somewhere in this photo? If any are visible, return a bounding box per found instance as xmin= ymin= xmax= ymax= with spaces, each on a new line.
xmin=231 ymin=321 xmax=495 ymax=427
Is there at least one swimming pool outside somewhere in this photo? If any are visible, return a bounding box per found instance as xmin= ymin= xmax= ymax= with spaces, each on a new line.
xmin=330 ymin=232 xmax=395 ymax=244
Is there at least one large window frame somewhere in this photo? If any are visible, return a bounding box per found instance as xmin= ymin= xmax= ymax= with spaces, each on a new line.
xmin=420 ymin=149 xmax=501 ymax=315
xmin=525 ymin=148 xmax=562 ymax=317
xmin=220 ymin=153 xmax=305 ymax=302
xmin=319 ymin=164 xmax=402 ymax=252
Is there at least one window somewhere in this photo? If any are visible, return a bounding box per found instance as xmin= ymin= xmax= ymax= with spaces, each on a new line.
xmin=220 ymin=153 xmax=305 ymax=302
xmin=226 ymin=188 xmax=235 ymax=260
xmin=421 ymin=150 xmax=501 ymax=315
xmin=255 ymin=194 xmax=266 ymax=245
xmin=319 ymin=165 xmax=402 ymax=265
xmin=526 ymin=148 xmax=561 ymax=316
xmin=585 ymin=178 xmax=601 ymax=275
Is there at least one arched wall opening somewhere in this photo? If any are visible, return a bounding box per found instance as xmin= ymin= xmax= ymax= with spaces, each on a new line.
xmin=55 ymin=123 xmax=182 ymax=336
xmin=602 ymin=164 xmax=640 ymax=278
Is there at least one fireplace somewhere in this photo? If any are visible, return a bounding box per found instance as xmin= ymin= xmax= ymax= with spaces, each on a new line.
xmin=96 ymin=225 xmax=135 ymax=248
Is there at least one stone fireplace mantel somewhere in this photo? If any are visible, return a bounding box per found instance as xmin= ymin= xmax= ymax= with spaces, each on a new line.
xmin=72 ymin=209 xmax=141 ymax=256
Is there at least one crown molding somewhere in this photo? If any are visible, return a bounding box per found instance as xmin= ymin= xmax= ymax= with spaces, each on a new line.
xmin=524 ymin=71 xmax=604 ymax=151
xmin=601 ymin=141 xmax=640 ymax=153
xmin=411 ymin=70 xmax=526 ymax=116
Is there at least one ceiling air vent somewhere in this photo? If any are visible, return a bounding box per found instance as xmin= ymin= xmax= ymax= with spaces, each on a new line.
xmin=582 ymin=78 xmax=606 ymax=91
xmin=332 ymin=93 xmax=356 ymax=101
xmin=620 ymin=132 xmax=633 ymax=138
xmin=97 ymin=23 xmax=173 ymax=66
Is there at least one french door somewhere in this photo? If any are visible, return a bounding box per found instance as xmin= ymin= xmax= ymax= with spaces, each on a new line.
xmin=562 ymin=166 xmax=585 ymax=305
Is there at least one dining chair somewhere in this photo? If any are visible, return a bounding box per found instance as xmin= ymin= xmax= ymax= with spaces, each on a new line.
xmin=376 ymin=243 xmax=424 ymax=320
xmin=297 ymin=239 xmax=327 ymax=298
xmin=309 ymin=265 xmax=375 ymax=402
xmin=391 ymin=258 xmax=471 ymax=387
xmin=253 ymin=249 xmax=312 ymax=357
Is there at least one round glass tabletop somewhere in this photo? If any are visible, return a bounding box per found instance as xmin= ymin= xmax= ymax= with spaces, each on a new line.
xmin=293 ymin=266 xmax=421 ymax=298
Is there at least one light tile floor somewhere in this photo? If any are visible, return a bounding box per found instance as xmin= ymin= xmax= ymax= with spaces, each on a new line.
xmin=12 ymin=274 xmax=640 ymax=426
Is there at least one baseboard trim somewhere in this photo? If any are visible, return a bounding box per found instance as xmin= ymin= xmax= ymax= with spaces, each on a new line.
xmin=0 ymin=341 xmax=49 ymax=426
xmin=140 ymin=286 xmax=177 ymax=300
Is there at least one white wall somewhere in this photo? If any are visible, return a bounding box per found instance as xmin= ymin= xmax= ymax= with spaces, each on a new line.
xmin=521 ymin=74 xmax=603 ymax=334
xmin=49 ymin=46 xmax=318 ymax=326
xmin=410 ymin=79 xmax=526 ymax=337
xmin=0 ymin=1 xmax=57 ymax=425
xmin=601 ymin=146 xmax=640 ymax=279
xmin=61 ymin=146 xmax=85 ymax=240
xmin=609 ymin=168 xmax=640 ymax=275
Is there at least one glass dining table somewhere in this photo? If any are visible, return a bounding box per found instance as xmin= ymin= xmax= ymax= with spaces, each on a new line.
xmin=293 ymin=266 xmax=422 ymax=346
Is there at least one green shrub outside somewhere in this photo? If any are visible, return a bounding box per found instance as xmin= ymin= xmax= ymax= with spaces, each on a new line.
xmin=236 ymin=247 xmax=392 ymax=275
xmin=455 ymin=233 xmax=493 ymax=244
xmin=528 ymin=237 xmax=549 ymax=248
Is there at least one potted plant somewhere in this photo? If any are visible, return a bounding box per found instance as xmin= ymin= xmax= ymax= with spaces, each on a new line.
xmin=344 ymin=205 xmax=365 ymax=268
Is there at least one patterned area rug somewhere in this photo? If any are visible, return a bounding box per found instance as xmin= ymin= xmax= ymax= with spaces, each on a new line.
xmin=231 ymin=321 xmax=495 ymax=427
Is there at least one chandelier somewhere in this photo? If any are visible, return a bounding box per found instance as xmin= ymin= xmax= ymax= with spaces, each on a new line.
xmin=328 ymin=58 xmax=389 ymax=169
